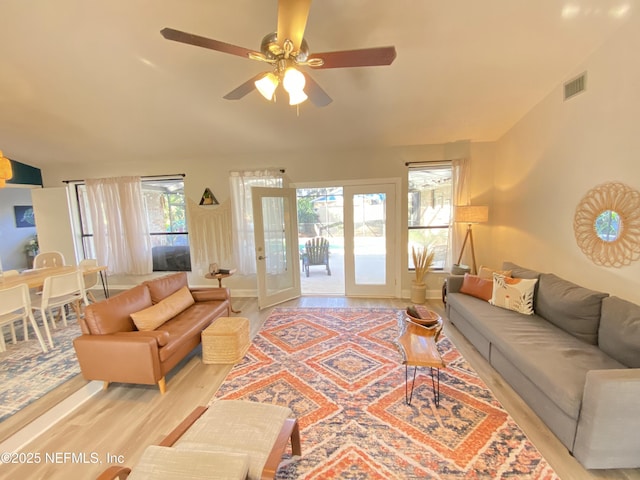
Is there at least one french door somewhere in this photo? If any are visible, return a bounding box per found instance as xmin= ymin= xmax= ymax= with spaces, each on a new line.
xmin=252 ymin=187 xmax=301 ymax=309
xmin=344 ymin=183 xmax=398 ymax=297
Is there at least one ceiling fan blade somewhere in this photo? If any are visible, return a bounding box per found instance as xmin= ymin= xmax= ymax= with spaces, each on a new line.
xmin=309 ymin=46 xmax=397 ymax=69
xmin=303 ymin=73 xmax=332 ymax=107
xmin=276 ymin=0 xmax=312 ymax=51
xmin=223 ymin=73 xmax=266 ymax=100
xmin=161 ymin=27 xmax=257 ymax=59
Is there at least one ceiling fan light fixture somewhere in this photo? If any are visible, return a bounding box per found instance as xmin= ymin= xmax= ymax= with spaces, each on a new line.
xmin=255 ymin=72 xmax=279 ymax=101
xmin=288 ymin=89 xmax=308 ymax=106
xmin=282 ymin=67 xmax=305 ymax=94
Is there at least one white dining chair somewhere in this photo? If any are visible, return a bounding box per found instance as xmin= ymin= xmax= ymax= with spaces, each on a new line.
xmin=79 ymin=258 xmax=99 ymax=303
xmin=0 ymin=283 xmax=49 ymax=353
xmin=33 ymin=251 xmax=66 ymax=269
xmin=32 ymin=270 xmax=88 ymax=348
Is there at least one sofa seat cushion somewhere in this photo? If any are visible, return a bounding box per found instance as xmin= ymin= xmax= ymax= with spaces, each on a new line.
xmin=449 ymin=292 xmax=625 ymax=419
xmin=157 ymin=302 xmax=229 ymax=362
xmin=535 ymin=273 xmax=608 ymax=345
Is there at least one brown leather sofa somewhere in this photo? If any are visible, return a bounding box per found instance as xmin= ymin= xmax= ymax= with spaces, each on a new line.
xmin=73 ymin=272 xmax=231 ymax=394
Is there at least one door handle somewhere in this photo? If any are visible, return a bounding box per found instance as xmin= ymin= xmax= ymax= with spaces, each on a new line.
xmin=258 ymin=255 xmax=267 ymax=260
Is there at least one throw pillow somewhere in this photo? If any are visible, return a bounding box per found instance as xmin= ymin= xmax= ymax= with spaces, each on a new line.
xmin=459 ymin=274 xmax=493 ymax=301
xmin=478 ymin=265 xmax=512 ymax=280
xmin=131 ymin=286 xmax=195 ymax=331
xmin=490 ymin=273 xmax=537 ymax=315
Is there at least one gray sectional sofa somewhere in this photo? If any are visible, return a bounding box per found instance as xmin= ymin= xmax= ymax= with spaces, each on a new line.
xmin=445 ymin=262 xmax=640 ymax=470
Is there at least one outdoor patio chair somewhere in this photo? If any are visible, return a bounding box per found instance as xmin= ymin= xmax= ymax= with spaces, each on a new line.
xmin=303 ymin=237 xmax=331 ymax=277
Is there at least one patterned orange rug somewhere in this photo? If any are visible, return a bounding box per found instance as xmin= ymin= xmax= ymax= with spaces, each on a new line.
xmin=214 ymin=307 xmax=559 ymax=479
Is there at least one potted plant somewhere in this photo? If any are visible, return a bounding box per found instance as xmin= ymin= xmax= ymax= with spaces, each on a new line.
xmin=411 ymin=245 xmax=435 ymax=304
xmin=25 ymin=235 xmax=39 ymax=257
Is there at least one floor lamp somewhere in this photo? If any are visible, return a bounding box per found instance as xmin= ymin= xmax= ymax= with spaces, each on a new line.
xmin=454 ymin=205 xmax=489 ymax=275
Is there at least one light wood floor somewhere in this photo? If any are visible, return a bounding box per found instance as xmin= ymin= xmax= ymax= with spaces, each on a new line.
xmin=2 ymin=297 xmax=638 ymax=480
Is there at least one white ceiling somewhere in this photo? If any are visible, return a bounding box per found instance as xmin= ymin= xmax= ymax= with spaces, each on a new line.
xmin=0 ymin=1 xmax=634 ymax=169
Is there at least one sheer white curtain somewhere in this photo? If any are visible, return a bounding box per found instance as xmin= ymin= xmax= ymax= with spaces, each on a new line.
xmin=86 ymin=176 xmax=152 ymax=275
xmin=229 ymin=169 xmax=283 ymax=275
xmin=447 ymin=158 xmax=470 ymax=269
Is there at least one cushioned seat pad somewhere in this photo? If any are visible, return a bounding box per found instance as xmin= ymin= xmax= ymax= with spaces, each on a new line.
xmin=176 ymin=400 xmax=293 ymax=480
xmin=448 ymin=292 xmax=625 ymax=419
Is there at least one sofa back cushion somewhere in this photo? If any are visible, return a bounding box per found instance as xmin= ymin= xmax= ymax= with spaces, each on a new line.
xmin=144 ymin=272 xmax=189 ymax=304
xmin=599 ymin=296 xmax=640 ymax=367
xmin=501 ymin=261 xmax=541 ymax=280
xmin=535 ymin=273 xmax=608 ymax=345
xmin=83 ymin=284 xmax=152 ymax=335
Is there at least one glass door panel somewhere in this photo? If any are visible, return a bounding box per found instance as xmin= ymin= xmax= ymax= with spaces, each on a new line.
xmin=344 ymin=183 xmax=397 ymax=297
xmin=252 ymin=187 xmax=300 ymax=308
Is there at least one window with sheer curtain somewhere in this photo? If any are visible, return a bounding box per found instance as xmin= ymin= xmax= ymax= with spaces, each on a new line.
xmin=407 ymin=159 xmax=468 ymax=271
xmin=229 ymin=169 xmax=283 ymax=275
xmin=84 ymin=176 xmax=153 ymax=275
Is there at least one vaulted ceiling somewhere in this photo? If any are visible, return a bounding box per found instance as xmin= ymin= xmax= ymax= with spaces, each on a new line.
xmin=0 ymin=1 xmax=634 ymax=168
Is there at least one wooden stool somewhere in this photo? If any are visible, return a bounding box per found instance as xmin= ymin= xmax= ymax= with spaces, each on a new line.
xmin=202 ymin=317 xmax=250 ymax=364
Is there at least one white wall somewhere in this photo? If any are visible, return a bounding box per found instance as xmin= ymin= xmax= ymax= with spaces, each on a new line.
xmin=40 ymin=143 xmax=470 ymax=295
xmin=490 ymin=16 xmax=640 ymax=303
xmin=0 ymin=186 xmax=38 ymax=271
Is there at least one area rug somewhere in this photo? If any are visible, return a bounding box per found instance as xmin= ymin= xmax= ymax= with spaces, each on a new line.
xmin=0 ymin=316 xmax=81 ymax=422
xmin=214 ymin=307 xmax=559 ymax=479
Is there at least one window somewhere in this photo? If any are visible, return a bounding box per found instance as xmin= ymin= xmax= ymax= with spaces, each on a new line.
xmin=408 ymin=163 xmax=452 ymax=270
xmin=76 ymin=178 xmax=191 ymax=271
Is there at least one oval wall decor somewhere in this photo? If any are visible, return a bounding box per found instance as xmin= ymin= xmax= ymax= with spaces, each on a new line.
xmin=573 ymin=181 xmax=640 ymax=267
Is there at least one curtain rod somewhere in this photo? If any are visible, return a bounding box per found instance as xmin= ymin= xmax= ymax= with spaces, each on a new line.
xmin=63 ymin=173 xmax=186 ymax=184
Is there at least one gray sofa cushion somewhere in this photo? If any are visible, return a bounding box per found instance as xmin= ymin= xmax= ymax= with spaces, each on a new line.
xmin=599 ymin=296 xmax=640 ymax=367
xmin=535 ymin=273 xmax=608 ymax=345
xmin=502 ymin=262 xmax=541 ymax=280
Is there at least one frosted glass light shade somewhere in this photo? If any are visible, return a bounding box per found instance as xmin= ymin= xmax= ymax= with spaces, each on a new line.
xmin=288 ymin=89 xmax=308 ymax=105
xmin=282 ymin=67 xmax=305 ymax=93
xmin=454 ymin=205 xmax=489 ymax=224
xmin=255 ymin=72 xmax=278 ymax=101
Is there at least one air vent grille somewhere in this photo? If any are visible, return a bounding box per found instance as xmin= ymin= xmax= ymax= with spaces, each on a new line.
xmin=564 ymin=73 xmax=586 ymax=101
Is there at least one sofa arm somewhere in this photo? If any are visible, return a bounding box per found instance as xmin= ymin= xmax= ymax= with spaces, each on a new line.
xmin=573 ymin=368 xmax=640 ymax=469
xmin=445 ymin=275 xmax=465 ymax=294
xmin=73 ymin=335 xmax=162 ymax=385
xmin=190 ymin=288 xmax=231 ymax=302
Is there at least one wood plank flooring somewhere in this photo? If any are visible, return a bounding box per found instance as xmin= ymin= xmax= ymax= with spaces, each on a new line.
xmin=1 ymin=297 xmax=638 ymax=479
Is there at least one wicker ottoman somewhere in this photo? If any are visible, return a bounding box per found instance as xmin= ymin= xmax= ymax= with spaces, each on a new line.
xmin=202 ymin=317 xmax=250 ymax=364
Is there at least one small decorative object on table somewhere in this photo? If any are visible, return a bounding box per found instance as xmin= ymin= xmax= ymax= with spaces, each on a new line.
xmin=406 ymin=304 xmax=441 ymax=327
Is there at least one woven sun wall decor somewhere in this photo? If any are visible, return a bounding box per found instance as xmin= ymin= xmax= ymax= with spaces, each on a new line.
xmin=573 ymin=181 xmax=640 ymax=267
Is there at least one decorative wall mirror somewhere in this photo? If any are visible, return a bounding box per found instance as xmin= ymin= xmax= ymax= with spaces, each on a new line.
xmin=573 ymin=181 xmax=640 ymax=267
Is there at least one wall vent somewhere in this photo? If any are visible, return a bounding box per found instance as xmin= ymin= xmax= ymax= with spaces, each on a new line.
xmin=564 ymin=72 xmax=587 ymax=101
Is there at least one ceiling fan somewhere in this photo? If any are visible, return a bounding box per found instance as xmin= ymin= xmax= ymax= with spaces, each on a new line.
xmin=160 ymin=0 xmax=396 ymax=107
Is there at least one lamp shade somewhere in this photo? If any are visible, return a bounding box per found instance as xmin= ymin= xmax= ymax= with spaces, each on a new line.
xmin=454 ymin=205 xmax=489 ymax=224
xmin=255 ymin=72 xmax=278 ymax=101
xmin=0 ymin=151 xmax=13 ymax=188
